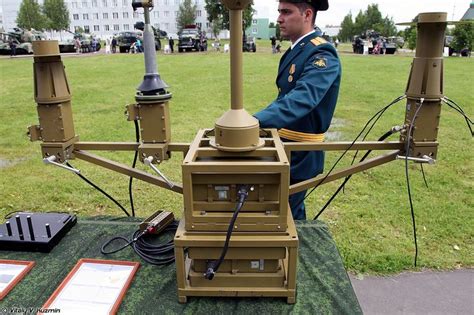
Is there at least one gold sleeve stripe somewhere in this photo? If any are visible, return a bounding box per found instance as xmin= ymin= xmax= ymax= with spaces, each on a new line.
xmin=278 ymin=128 xmax=325 ymax=142
xmin=310 ymin=37 xmax=327 ymax=46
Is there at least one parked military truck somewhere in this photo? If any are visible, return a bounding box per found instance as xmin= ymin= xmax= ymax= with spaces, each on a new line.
xmin=116 ymin=22 xmax=166 ymax=53
xmin=178 ymin=25 xmax=207 ymax=52
xmin=133 ymin=21 xmax=167 ymax=51
xmin=116 ymin=31 xmax=142 ymax=53
xmin=0 ymin=28 xmax=46 ymax=55
xmin=59 ymin=30 xmax=101 ymax=53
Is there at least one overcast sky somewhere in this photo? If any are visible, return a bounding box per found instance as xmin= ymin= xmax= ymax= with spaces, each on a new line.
xmin=253 ymin=0 xmax=471 ymax=27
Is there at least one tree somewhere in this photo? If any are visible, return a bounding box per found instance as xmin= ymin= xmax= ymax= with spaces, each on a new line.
xmin=43 ymin=0 xmax=70 ymax=32
xmin=338 ymin=12 xmax=354 ymax=42
xmin=378 ymin=17 xmax=397 ymax=37
xmin=451 ymin=22 xmax=474 ymax=52
xmin=365 ymin=4 xmax=382 ymax=28
xmin=339 ymin=4 xmax=397 ymax=42
xmin=403 ymin=16 xmax=419 ymax=50
xmin=205 ymin=0 xmax=255 ymax=31
xmin=353 ymin=10 xmax=367 ymax=36
xmin=177 ymin=0 xmax=197 ymax=32
xmin=16 ymin=0 xmax=46 ymax=30
xmin=211 ymin=16 xmax=222 ymax=39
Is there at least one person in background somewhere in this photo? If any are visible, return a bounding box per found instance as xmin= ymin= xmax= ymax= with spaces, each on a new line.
xmin=105 ymin=37 xmax=111 ymax=54
xmin=135 ymin=38 xmax=143 ymax=53
xmin=169 ymin=36 xmax=174 ymax=53
xmin=75 ymin=38 xmax=82 ymax=54
xmin=91 ymin=37 xmax=98 ymax=53
xmin=253 ymin=0 xmax=341 ymax=220
xmin=111 ymin=37 xmax=117 ymax=53
xmin=9 ymin=38 xmax=17 ymax=57
xmin=271 ymin=36 xmax=277 ymax=53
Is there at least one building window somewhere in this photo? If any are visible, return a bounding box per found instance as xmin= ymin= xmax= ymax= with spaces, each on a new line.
xmin=154 ymin=11 xmax=159 ymax=18
xmin=206 ymin=22 xmax=210 ymax=28
xmin=71 ymin=2 xmax=78 ymax=8
xmin=102 ymin=0 xmax=107 ymax=7
xmin=84 ymin=25 xmax=90 ymax=33
xmin=123 ymin=24 xmax=129 ymax=30
xmin=252 ymin=19 xmax=257 ymax=25
xmin=113 ymin=12 xmax=118 ymax=19
xmin=83 ymin=14 xmax=89 ymax=20
xmin=164 ymin=11 xmax=169 ymax=17
xmin=73 ymin=14 xmax=79 ymax=20
xmin=196 ymin=22 xmax=202 ymax=28
xmin=113 ymin=24 xmax=120 ymax=31
xmin=82 ymin=1 xmax=88 ymax=8
xmin=154 ymin=23 xmax=160 ymax=29
xmin=122 ymin=0 xmax=128 ymax=6
xmin=92 ymin=0 xmax=97 ymax=7
xmin=174 ymin=0 xmax=179 ymax=4
xmin=163 ymin=0 xmax=169 ymax=5
xmin=133 ymin=12 xmax=139 ymax=18
xmin=103 ymin=13 xmax=108 ymax=19
xmin=112 ymin=0 xmax=118 ymax=7
xmin=123 ymin=12 xmax=129 ymax=18
xmin=94 ymin=25 xmax=100 ymax=31
xmin=252 ymin=28 xmax=257 ymax=34
xmin=93 ymin=13 xmax=99 ymax=19
xmin=104 ymin=25 xmax=110 ymax=31
xmin=196 ymin=10 xmax=201 ymax=17
xmin=74 ymin=26 xmax=82 ymax=32
xmin=164 ymin=22 xmax=169 ymax=30
xmin=175 ymin=11 xmax=178 ymax=17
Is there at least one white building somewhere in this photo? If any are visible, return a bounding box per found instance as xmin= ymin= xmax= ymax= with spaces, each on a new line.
xmin=1 ymin=0 xmax=211 ymax=39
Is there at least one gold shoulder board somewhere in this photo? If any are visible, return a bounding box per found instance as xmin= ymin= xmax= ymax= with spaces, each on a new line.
xmin=311 ymin=37 xmax=327 ymax=46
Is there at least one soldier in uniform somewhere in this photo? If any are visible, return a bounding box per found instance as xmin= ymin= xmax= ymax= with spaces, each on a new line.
xmin=254 ymin=0 xmax=341 ymax=220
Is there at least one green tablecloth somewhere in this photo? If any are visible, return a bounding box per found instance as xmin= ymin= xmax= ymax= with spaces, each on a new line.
xmin=0 ymin=218 xmax=362 ymax=314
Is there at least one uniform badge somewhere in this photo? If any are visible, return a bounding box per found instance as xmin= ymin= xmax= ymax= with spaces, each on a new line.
xmin=289 ymin=64 xmax=296 ymax=75
xmin=314 ymin=57 xmax=327 ymax=69
xmin=288 ymin=75 xmax=294 ymax=83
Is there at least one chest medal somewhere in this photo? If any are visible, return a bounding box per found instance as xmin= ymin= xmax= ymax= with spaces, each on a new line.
xmin=289 ymin=64 xmax=296 ymax=75
xmin=288 ymin=64 xmax=296 ymax=82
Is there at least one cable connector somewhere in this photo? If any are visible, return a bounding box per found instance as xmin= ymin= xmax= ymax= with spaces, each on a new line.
xmin=391 ymin=125 xmax=404 ymax=133
xmin=237 ymin=185 xmax=253 ymax=202
xmin=204 ymin=265 xmax=216 ymax=280
xmin=203 ymin=185 xmax=252 ymax=280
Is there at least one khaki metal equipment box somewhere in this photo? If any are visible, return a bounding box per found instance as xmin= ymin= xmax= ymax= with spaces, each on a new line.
xmin=182 ymin=129 xmax=290 ymax=232
xmin=174 ymin=214 xmax=298 ymax=303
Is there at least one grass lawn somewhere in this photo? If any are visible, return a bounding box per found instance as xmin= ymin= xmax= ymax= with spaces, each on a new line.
xmin=0 ymin=45 xmax=472 ymax=274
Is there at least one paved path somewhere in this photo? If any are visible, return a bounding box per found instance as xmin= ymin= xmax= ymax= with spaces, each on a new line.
xmin=350 ymin=269 xmax=474 ymax=314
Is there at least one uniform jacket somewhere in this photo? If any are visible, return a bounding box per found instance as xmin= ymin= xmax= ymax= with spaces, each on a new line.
xmin=254 ymin=31 xmax=341 ymax=181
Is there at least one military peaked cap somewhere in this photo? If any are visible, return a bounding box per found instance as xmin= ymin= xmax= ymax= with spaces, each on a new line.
xmin=280 ymin=0 xmax=329 ymax=11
